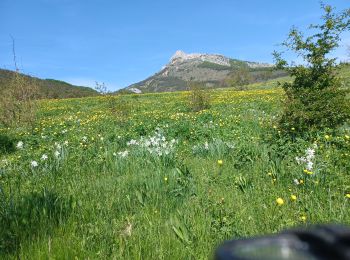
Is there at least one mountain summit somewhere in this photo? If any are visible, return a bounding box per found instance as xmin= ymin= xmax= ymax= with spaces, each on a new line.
xmin=125 ymin=50 xmax=278 ymax=93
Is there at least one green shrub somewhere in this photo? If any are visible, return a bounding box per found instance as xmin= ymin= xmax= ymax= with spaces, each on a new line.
xmin=187 ymin=82 xmax=210 ymax=112
xmin=273 ymin=4 xmax=350 ymax=135
xmin=0 ymin=134 xmax=16 ymax=154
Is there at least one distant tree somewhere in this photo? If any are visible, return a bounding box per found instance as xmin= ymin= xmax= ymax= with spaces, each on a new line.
xmin=187 ymin=82 xmax=210 ymax=112
xmin=273 ymin=3 xmax=350 ymax=134
xmin=225 ymin=67 xmax=252 ymax=89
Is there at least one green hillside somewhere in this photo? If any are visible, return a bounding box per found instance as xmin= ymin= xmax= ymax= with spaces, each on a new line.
xmin=0 ymin=69 xmax=98 ymax=99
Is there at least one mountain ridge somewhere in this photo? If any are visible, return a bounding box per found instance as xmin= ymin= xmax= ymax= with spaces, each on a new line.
xmin=124 ymin=50 xmax=282 ymax=93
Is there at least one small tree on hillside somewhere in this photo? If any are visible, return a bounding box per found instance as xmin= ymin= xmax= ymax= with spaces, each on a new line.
xmin=273 ymin=4 xmax=350 ymax=134
xmin=188 ymin=82 xmax=210 ymax=112
xmin=225 ymin=67 xmax=252 ymax=90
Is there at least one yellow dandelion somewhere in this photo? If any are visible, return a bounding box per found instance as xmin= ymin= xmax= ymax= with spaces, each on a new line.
xmin=325 ymin=135 xmax=330 ymax=140
xmin=164 ymin=177 xmax=168 ymax=182
xmin=290 ymin=195 xmax=297 ymax=201
xmin=300 ymin=215 xmax=307 ymax=222
xmin=276 ymin=198 xmax=284 ymax=206
xmin=217 ymin=160 xmax=223 ymax=166
xmin=345 ymin=193 xmax=350 ymax=199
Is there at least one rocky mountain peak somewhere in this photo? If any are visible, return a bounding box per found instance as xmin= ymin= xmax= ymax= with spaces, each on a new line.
xmin=125 ymin=50 xmax=278 ymax=93
xmin=169 ymin=50 xmax=231 ymax=67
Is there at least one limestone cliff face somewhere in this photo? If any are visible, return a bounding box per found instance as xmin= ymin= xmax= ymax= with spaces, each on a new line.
xmin=169 ymin=50 xmax=231 ymax=66
xmin=126 ymin=50 xmax=274 ymax=93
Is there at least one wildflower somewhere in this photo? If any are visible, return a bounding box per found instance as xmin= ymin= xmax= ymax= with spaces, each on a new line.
xmin=346 ymin=193 xmax=350 ymax=199
xmin=16 ymin=141 xmax=24 ymax=149
xmin=127 ymin=139 xmax=138 ymax=146
xmin=276 ymin=198 xmax=284 ymax=206
xmin=217 ymin=160 xmax=223 ymax=166
xmin=54 ymin=151 xmax=60 ymax=158
xmin=31 ymin=161 xmax=38 ymax=168
xmin=303 ymin=169 xmax=313 ymax=175
xmin=300 ymin=215 xmax=307 ymax=222
xmin=345 ymin=135 xmax=349 ymax=140
xmin=306 ymin=161 xmax=313 ymax=171
xmin=267 ymin=172 xmax=272 ymax=176
xmin=291 ymin=127 xmax=295 ymax=131
xmin=293 ymin=179 xmax=300 ymax=185
xmin=41 ymin=154 xmax=48 ymax=161
xmin=290 ymin=195 xmax=297 ymax=201
xmin=296 ymin=147 xmax=316 ymax=172
xmin=118 ymin=150 xmax=129 ymax=158
xmin=164 ymin=177 xmax=168 ymax=181
xmin=325 ymin=135 xmax=330 ymax=140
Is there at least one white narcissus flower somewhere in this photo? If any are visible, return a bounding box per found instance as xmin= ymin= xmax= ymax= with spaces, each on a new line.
xmin=31 ymin=161 xmax=38 ymax=167
xmin=54 ymin=151 xmax=60 ymax=158
xmin=118 ymin=150 xmax=129 ymax=158
xmin=16 ymin=141 xmax=24 ymax=149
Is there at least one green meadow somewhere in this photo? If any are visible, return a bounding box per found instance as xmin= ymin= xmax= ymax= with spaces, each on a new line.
xmin=0 ymin=69 xmax=349 ymax=259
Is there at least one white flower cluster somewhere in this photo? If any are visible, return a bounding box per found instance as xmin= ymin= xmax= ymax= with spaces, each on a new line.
xmin=114 ymin=150 xmax=129 ymax=158
xmin=126 ymin=130 xmax=176 ymax=157
xmin=295 ymin=145 xmax=317 ymax=171
xmin=54 ymin=142 xmax=62 ymax=158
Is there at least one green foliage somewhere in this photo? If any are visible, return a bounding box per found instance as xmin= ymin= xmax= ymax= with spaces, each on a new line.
xmin=225 ymin=68 xmax=252 ymax=89
xmin=0 ymin=71 xmax=38 ymax=128
xmin=198 ymin=61 xmax=231 ymax=70
xmin=187 ymin=82 xmax=211 ymax=112
xmin=274 ymin=4 xmax=350 ymax=134
xmin=0 ymin=134 xmax=16 ymax=154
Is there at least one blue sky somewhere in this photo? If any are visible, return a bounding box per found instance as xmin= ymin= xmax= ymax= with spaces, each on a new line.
xmin=1 ymin=0 xmax=349 ymax=90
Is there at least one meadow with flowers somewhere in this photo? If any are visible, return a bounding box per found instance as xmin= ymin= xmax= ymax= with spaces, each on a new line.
xmin=0 ymin=73 xmax=349 ymax=258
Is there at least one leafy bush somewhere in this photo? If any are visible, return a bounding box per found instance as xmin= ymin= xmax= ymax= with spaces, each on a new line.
xmin=273 ymin=4 xmax=350 ymax=135
xmin=95 ymin=82 xmax=132 ymax=117
xmin=187 ymin=82 xmax=210 ymax=112
xmin=0 ymin=134 xmax=16 ymax=154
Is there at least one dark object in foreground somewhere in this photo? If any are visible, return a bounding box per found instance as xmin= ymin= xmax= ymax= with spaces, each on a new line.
xmin=215 ymin=225 xmax=350 ymax=260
